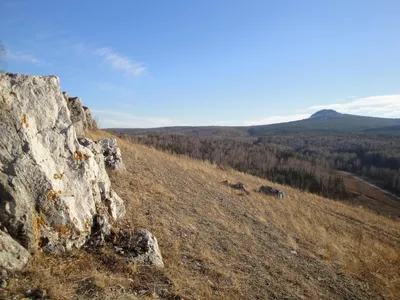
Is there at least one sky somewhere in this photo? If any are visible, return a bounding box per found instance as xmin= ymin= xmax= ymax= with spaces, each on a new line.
xmin=1 ymin=0 xmax=400 ymax=128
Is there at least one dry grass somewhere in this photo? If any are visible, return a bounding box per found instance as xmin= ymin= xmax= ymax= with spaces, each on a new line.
xmin=6 ymin=130 xmax=400 ymax=300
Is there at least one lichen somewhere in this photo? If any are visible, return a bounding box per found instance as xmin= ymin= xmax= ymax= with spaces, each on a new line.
xmin=53 ymin=173 xmax=64 ymax=180
xmin=74 ymin=151 xmax=90 ymax=161
xmin=46 ymin=189 xmax=62 ymax=201
xmin=84 ymin=217 xmax=90 ymax=231
xmin=32 ymin=212 xmax=47 ymax=248
xmin=21 ymin=113 xmax=29 ymax=128
xmin=56 ymin=226 xmax=73 ymax=237
xmin=74 ymin=151 xmax=83 ymax=160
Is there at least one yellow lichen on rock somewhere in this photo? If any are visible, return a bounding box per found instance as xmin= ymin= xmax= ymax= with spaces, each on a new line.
xmin=32 ymin=212 xmax=47 ymax=249
xmin=53 ymin=173 xmax=64 ymax=180
xmin=84 ymin=217 xmax=91 ymax=231
xmin=55 ymin=226 xmax=73 ymax=237
xmin=21 ymin=113 xmax=29 ymax=128
xmin=74 ymin=151 xmax=83 ymax=160
xmin=46 ymin=189 xmax=61 ymax=201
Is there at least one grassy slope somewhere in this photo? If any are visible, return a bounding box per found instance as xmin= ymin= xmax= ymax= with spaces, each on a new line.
xmin=7 ymin=131 xmax=400 ymax=300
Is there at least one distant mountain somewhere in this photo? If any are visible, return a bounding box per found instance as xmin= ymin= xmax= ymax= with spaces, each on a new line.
xmin=248 ymin=110 xmax=400 ymax=135
xmin=309 ymin=109 xmax=343 ymax=120
xmin=108 ymin=110 xmax=400 ymax=137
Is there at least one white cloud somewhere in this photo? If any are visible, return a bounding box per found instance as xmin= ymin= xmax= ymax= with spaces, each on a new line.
xmin=243 ymin=114 xmax=310 ymax=126
xmin=92 ymin=109 xmax=176 ymax=128
xmin=93 ymin=94 xmax=400 ymax=129
xmin=240 ymin=94 xmax=400 ymax=127
xmin=95 ymin=47 xmax=146 ymax=76
xmin=7 ymin=50 xmax=42 ymax=64
xmin=307 ymin=94 xmax=400 ymax=117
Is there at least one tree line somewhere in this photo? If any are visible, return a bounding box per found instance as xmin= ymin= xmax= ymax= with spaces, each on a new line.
xmin=120 ymin=133 xmax=351 ymax=199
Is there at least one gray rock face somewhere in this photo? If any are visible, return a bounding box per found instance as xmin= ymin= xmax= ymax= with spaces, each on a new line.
xmin=0 ymin=72 xmax=125 ymax=268
xmin=0 ymin=230 xmax=31 ymax=271
xmin=83 ymin=106 xmax=98 ymax=130
xmin=114 ymin=229 xmax=164 ymax=267
xmin=98 ymin=138 xmax=125 ymax=170
xmin=258 ymin=186 xmax=285 ymax=199
xmin=67 ymin=97 xmax=87 ymax=137
xmin=64 ymin=95 xmax=98 ymax=137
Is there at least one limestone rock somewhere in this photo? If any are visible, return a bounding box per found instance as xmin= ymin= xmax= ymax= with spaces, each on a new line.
xmin=0 ymin=230 xmax=31 ymax=271
xmin=114 ymin=229 xmax=164 ymax=267
xmin=67 ymin=97 xmax=87 ymax=137
xmin=83 ymin=106 xmax=98 ymax=130
xmin=98 ymin=138 xmax=125 ymax=170
xmin=84 ymin=214 xmax=111 ymax=249
xmin=63 ymin=93 xmax=98 ymax=135
xmin=62 ymin=91 xmax=69 ymax=103
xmin=0 ymin=72 xmax=125 ymax=267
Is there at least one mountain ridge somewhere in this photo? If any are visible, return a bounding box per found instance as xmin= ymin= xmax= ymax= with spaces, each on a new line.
xmin=108 ymin=110 xmax=400 ymax=136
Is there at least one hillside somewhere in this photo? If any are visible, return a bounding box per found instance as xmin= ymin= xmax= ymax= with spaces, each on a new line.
xmin=8 ymin=130 xmax=400 ymax=300
xmin=109 ymin=110 xmax=400 ymax=137
xmin=248 ymin=112 xmax=400 ymax=135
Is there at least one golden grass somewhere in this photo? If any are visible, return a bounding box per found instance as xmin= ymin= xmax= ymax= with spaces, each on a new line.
xmin=6 ymin=130 xmax=400 ymax=300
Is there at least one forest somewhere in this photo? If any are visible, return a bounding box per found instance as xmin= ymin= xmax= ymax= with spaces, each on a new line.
xmin=113 ymin=132 xmax=400 ymax=200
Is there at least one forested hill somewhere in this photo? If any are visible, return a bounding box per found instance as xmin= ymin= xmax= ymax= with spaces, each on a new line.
xmin=108 ymin=110 xmax=400 ymax=137
xmin=249 ymin=111 xmax=400 ymax=135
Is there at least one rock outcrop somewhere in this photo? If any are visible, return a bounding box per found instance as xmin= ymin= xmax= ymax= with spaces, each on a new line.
xmin=83 ymin=106 xmax=98 ymax=130
xmin=0 ymin=72 xmax=125 ymax=270
xmin=78 ymin=137 xmax=125 ymax=171
xmin=98 ymin=138 xmax=125 ymax=170
xmin=64 ymin=94 xmax=98 ymax=137
xmin=258 ymin=186 xmax=285 ymax=199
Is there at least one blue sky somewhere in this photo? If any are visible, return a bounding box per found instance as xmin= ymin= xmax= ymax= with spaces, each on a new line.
xmin=1 ymin=0 xmax=400 ymax=128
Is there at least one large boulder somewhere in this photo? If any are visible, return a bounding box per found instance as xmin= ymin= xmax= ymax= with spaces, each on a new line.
xmin=0 ymin=72 xmax=125 ymax=267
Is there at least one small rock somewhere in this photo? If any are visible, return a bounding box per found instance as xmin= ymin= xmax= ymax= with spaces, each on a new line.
xmin=291 ymin=250 xmax=298 ymax=255
xmin=114 ymin=229 xmax=164 ymax=267
xmin=258 ymin=185 xmax=285 ymax=199
xmin=0 ymin=269 xmax=7 ymax=278
xmin=0 ymin=279 xmax=7 ymax=289
xmin=26 ymin=288 xmax=47 ymax=299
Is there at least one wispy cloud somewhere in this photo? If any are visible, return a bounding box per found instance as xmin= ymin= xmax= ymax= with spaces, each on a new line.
xmin=7 ymin=50 xmax=42 ymax=65
xmin=92 ymin=109 xmax=176 ymax=128
xmin=243 ymin=114 xmax=310 ymax=126
xmin=95 ymin=47 xmax=146 ymax=76
xmin=307 ymin=94 xmax=400 ymax=117
xmin=239 ymin=94 xmax=400 ymax=126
